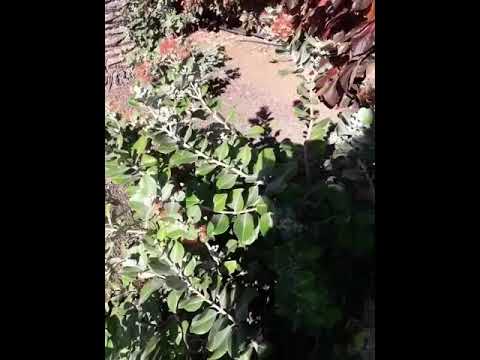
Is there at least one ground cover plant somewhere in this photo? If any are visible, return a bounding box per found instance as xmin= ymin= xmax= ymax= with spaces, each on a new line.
xmin=105 ymin=1 xmax=374 ymax=359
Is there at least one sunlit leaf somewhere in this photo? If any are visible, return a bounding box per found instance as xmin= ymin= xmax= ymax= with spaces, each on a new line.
xmin=210 ymin=214 xmax=230 ymax=235
xmin=167 ymin=289 xmax=184 ymax=313
xmin=132 ymin=135 xmax=148 ymax=156
xmin=213 ymin=193 xmax=228 ymax=212
xmin=228 ymin=189 xmax=244 ymax=212
xmin=152 ymin=134 xmax=177 ymax=154
xmin=216 ymin=173 xmax=238 ymax=190
xmin=139 ymin=278 xmax=165 ymax=305
xmin=184 ymin=257 xmax=197 ymax=277
xmin=169 ymin=150 xmax=198 ymax=167
xmin=259 ymin=212 xmax=274 ymax=236
xmin=245 ymin=126 xmax=264 ymax=138
xmin=170 ymin=241 xmax=185 ymax=264
xmin=234 ymin=213 xmax=255 ymax=246
xmin=196 ymin=162 xmax=218 ymax=176
xmin=214 ymin=141 xmax=230 ymax=161
xmin=178 ymin=295 xmax=204 ymax=312
xmin=224 ymin=260 xmax=239 ymax=275
xmin=190 ymin=308 xmax=217 ymax=335
xmin=187 ymin=205 xmax=202 ymax=223
xmin=236 ymin=145 xmax=252 ymax=169
xmin=254 ymin=148 xmax=276 ymax=175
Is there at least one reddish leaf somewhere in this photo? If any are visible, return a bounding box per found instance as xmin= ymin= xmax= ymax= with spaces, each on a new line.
xmin=349 ymin=60 xmax=364 ymax=89
xmin=364 ymin=62 xmax=375 ymax=86
xmin=316 ymin=67 xmax=339 ymax=92
xmin=344 ymin=21 xmax=369 ymax=40
xmin=338 ymin=63 xmax=356 ymax=93
xmin=284 ymin=0 xmax=301 ymax=10
xmin=306 ymin=6 xmax=326 ymax=35
xmin=351 ymin=22 xmax=375 ymax=57
xmin=322 ymin=8 xmax=349 ymax=39
xmin=366 ymin=0 xmax=375 ymax=22
xmin=332 ymin=30 xmax=346 ymax=43
xmin=319 ymin=0 xmax=331 ymax=6
xmin=322 ymin=78 xmax=342 ymax=107
xmin=352 ymin=0 xmax=372 ymax=11
xmin=331 ymin=0 xmax=346 ymax=10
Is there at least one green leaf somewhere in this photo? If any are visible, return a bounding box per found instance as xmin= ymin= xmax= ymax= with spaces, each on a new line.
xmin=228 ymin=189 xmax=244 ymax=212
xmin=224 ymin=260 xmax=239 ymax=275
xmin=254 ymin=148 xmax=276 ymax=175
xmin=218 ymin=286 xmax=228 ymax=308
xmin=214 ymin=141 xmax=230 ymax=161
xmin=152 ymin=134 xmax=177 ymax=154
xmin=236 ymin=145 xmax=252 ymax=168
xmin=357 ymin=107 xmax=374 ymax=127
xmin=293 ymin=106 xmax=308 ymax=118
xmin=207 ymin=323 xmax=233 ymax=353
xmin=140 ymin=335 xmax=160 ymax=360
xmin=237 ymin=347 xmax=253 ymax=360
xmin=184 ymin=126 xmax=193 ymax=143
xmin=165 ymin=276 xmax=187 ymax=291
xmin=245 ymin=125 xmax=264 ymax=138
xmin=139 ymin=277 xmax=165 ymax=305
xmin=169 ymin=150 xmax=197 ymax=167
xmin=233 ymin=213 xmax=255 ymax=246
xmin=226 ymin=239 xmax=238 ymax=254
xmin=246 ymin=186 xmax=260 ymax=207
xmin=170 ymin=241 xmax=185 ymax=264
xmin=141 ymin=154 xmax=157 ymax=168
xmin=105 ymin=160 xmax=128 ymax=181
xmin=196 ymin=162 xmax=218 ymax=176
xmin=259 ymin=212 xmax=274 ymax=236
xmin=167 ymin=290 xmax=184 ymax=313
xmin=297 ymin=83 xmax=309 ymax=98
xmin=255 ymin=196 xmax=271 ymax=215
xmin=186 ymin=193 xmax=201 ymax=208
xmin=213 ymin=193 xmax=228 ymax=212
xmin=187 ymin=205 xmax=202 ymax=223
xmin=207 ymin=317 xmax=230 ymax=351
xmin=161 ymin=183 xmax=175 ymax=201
xmin=129 ymin=174 xmax=157 ymax=219
xmin=210 ymin=214 xmax=230 ymax=235
xmin=184 ymin=257 xmax=197 ymax=277
xmin=310 ymin=119 xmax=330 ymax=141
xmin=216 ymin=173 xmax=238 ymax=190
xmin=208 ymin=338 xmax=230 ymax=360
xmin=149 ymin=258 xmax=173 ymax=276
xmin=178 ymin=295 xmax=204 ymax=312
xmin=190 ymin=308 xmax=217 ymax=335
xmin=132 ymin=135 xmax=148 ymax=156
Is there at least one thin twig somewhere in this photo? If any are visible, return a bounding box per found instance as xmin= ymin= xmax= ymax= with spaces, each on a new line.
xmin=200 ymin=205 xmax=257 ymax=215
xmin=146 ymin=107 xmax=263 ymax=185
xmin=160 ymin=257 xmax=237 ymax=324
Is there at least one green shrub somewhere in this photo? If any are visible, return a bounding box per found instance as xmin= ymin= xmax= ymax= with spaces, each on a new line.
xmin=105 ymin=39 xmax=374 ymax=358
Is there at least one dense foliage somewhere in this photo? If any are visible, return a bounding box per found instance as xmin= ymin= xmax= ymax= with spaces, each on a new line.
xmin=282 ymin=0 xmax=375 ymax=108
xmin=106 ymin=1 xmax=374 ymax=359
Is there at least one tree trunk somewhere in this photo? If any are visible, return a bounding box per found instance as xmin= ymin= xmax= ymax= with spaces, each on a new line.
xmin=105 ymin=0 xmax=136 ymax=94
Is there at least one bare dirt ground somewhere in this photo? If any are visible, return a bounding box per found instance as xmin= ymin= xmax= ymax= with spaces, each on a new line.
xmin=188 ymin=30 xmax=337 ymax=144
xmin=106 ymin=30 xmax=337 ymax=145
